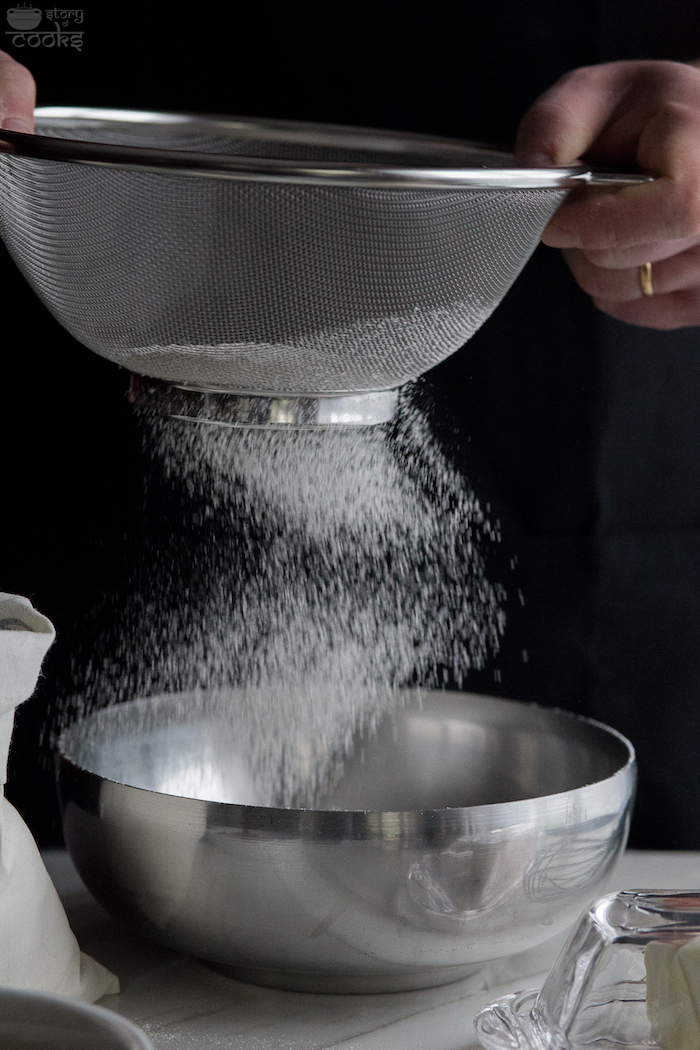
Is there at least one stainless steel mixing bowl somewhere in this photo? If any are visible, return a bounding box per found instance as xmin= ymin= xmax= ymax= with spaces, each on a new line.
xmin=57 ymin=690 xmax=635 ymax=993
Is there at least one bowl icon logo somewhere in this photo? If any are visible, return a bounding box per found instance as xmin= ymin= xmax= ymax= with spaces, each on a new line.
xmin=6 ymin=5 xmax=42 ymax=29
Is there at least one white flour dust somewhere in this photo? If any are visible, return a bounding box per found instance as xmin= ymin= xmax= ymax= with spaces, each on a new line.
xmin=75 ymin=389 xmax=505 ymax=808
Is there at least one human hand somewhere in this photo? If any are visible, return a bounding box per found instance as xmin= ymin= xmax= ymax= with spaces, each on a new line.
xmin=514 ymin=60 xmax=700 ymax=329
xmin=0 ymin=49 xmax=35 ymax=133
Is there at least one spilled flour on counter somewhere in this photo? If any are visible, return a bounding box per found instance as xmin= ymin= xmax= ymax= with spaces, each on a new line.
xmin=69 ymin=387 xmax=505 ymax=808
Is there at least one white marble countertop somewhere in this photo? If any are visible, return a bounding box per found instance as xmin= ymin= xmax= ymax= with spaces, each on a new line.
xmin=43 ymin=849 xmax=700 ymax=1050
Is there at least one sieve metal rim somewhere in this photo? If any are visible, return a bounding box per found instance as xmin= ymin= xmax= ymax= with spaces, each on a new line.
xmin=0 ymin=106 xmax=597 ymax=189
xmin=128 ymin=377 xmax=400 ymax=428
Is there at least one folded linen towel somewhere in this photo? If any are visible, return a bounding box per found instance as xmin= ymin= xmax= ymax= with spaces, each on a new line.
xmin=0 ymin=592 xmax=119 ymax=1001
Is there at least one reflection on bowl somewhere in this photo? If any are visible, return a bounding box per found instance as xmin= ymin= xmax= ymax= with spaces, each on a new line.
xmin=57 ymin=690 xmax=635 ymax=993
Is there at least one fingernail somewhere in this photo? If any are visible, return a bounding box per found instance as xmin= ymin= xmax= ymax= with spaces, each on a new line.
xmin=517 ymin=151 xmax=555 ymax=169
xmin=1 ymin=117 xmax=32 ymax=133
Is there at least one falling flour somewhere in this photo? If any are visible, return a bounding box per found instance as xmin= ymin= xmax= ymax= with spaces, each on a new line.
xmin=68 ymin=386 xmax=505 ymax=809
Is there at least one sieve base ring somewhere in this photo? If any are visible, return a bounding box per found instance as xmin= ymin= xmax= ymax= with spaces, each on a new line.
xmin=128 ymin=375 xmax=399 ymax=428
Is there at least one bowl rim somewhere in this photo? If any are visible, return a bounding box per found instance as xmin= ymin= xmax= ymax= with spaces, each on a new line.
xmin=56 ymin=691 xmax=636 ymax=841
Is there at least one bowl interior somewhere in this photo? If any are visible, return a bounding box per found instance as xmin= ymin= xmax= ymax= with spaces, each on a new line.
xmin=31 ymin=109 xmax=517 ymax=167
xmin=59 ymin=691 xmax=631 ymax=812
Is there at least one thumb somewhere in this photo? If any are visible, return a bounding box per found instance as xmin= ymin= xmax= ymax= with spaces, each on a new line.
xmin=514 ymin=62 xmax=641 ymax=167
xmin=0 ymin=50 xmax=35 ymax=133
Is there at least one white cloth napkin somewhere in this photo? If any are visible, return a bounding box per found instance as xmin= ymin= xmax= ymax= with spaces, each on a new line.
xmin=0 ymin=592 xmax=119 ymax=1001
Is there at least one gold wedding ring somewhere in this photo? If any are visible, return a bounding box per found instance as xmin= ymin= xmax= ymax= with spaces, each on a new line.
xmin=639 ymin=261 xmax=653 ymax=297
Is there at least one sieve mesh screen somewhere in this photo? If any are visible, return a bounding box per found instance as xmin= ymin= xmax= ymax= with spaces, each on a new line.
xmin=0 ymin=115 xmax=568 ymax=393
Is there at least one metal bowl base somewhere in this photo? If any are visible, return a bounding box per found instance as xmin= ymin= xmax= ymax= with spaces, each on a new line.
xmin=205 ymin=959 xmax=482 ymax=994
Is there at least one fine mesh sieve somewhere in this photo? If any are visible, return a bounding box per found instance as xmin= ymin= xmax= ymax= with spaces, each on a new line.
xmin=0 ymin=108 xmax=646 ymax=427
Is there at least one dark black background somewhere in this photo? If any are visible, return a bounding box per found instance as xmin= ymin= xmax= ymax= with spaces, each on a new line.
xmin=5 ymin=2 xmax=700 ymax=847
